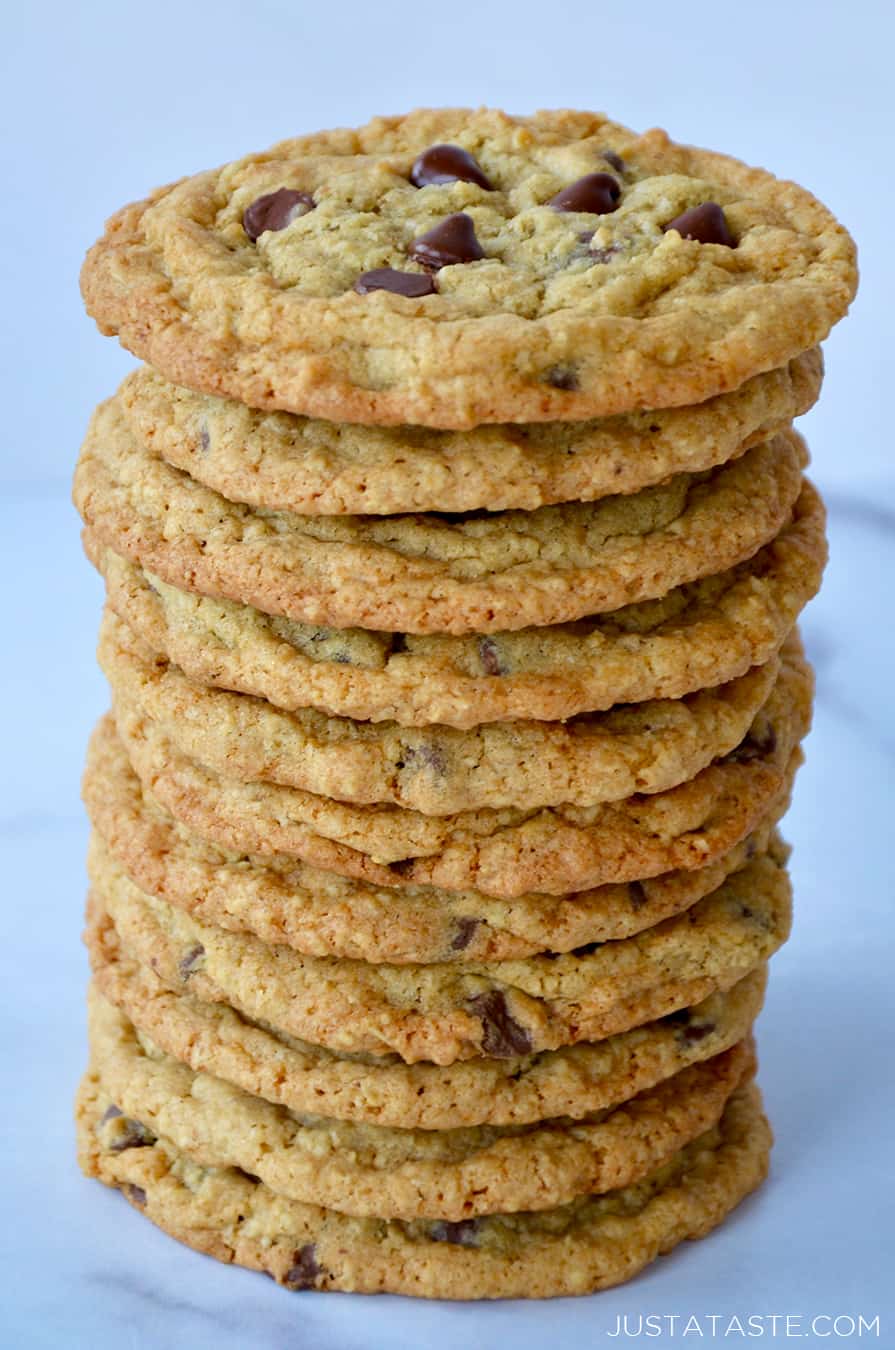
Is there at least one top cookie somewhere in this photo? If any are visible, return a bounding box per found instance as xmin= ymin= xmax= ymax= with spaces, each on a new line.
xmin=81 ymin=109 xmax=856 ymax=428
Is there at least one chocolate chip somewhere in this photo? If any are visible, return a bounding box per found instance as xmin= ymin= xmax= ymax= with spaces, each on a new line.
xmin=629 ymin=880 xmax=649 ymax=911
xmin=124 ymin=1184 xmax=147 ymax=1207
xmin=663 ymin=202 xmax=735 ymax=247
xmin=198 ymin=424 xmax=210 ymax=453
xmin=401 ymin=742 xmax=447 ymax=778
xmin=451 ymin=918 xmax=479 ymax=952
xmin=410 ymin=144 xmax=493 ymax=191
xmin=663 ymin=1008 xmax=716 ymax=1042
xmin=179 ymin=943 xmax=205 ymax=980
xmin=429 ymin=1218 xmax=481 ymax=1247
xmin=681 ymin=1021 xmax=715 ymax=1043
xmin=243 ymin=188 xmax=315 ymax=242
xmin=550 ymin=173 xmax=621 ymax=215
xmin=468 ymin=990 xmax=532 ymax=1057
xmin=546 ymin=366 xmax=579 ymax=391
xmin=100 ymin=1105 xmax=122 ymax=1124
xmin=589 ymin=243 xmax=621 ymax=265
xmin=408 ymin=213 xmax=484 ymax=270
xmin=354 ymin=268 xmax=437 ymax=298
xmin=477 ymin=636 xmax=506 ymax=676
xmin=285 ymin=1244 xmax=321 ymax=1290
xmin=729 ymin=726 xmax=777 ymax=763
xmin=602 ymin=150 xmax=625 ymax=173
xmin=109 ymin=1118 xmax=155 ymax=1152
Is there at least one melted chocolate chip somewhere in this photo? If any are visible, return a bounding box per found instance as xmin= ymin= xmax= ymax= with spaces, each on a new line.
xmin=546 ymin=366 xmax=580 ymax=391
xmin=429 ymin=1218 xmax=481 ymax=1246
xmin=629 ymin=880 xmax=649 ymax=911
xmin=477 ymin=636 xmax=506 ymax=676
xmin=354 ymin=268 xmax=437 ymax=298
xmin=109 ymin=1118 xmax=155 ymax=1152
xmin=663 ymin=202 xmax=735 ymax=247
xmin=589 ymin=243 xmax=621 ymax=265
xmin=285 ymin=1243 xmax=321 ymax=1290
xmin=124 ymin=1184 xmax=147 ymax=1207
xmin=243 ymin=188 xmax=315 ymax=242
xmin=179 ymin=943 xmax=205 ymax=980
xmin=602 ymin=150 xmax=625 ymax=173
xmin=469 ymin=990 xmax=532 ymax=1057
xmin=411 ymin=144 xmax=493 ymax=191
xmin=409 ymin=213 xmax=484 ymax=270
xmin=451 ymin=918 xmax=479 ymax=952
xmin=550 ymin=173 xmax=621 ymax=215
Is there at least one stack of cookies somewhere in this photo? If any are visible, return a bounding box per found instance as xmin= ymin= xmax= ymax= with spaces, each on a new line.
xmin=73 ymin=109 xmax=856 ymax=1299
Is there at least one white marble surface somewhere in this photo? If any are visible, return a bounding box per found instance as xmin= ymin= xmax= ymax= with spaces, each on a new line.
xmin=1 ymin=483 xmax=893 ymax=1348
xmin=3 ymin=0 xmax=894 ymax=1342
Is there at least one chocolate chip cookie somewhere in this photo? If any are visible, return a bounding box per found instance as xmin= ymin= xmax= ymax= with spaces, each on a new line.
xmin=81 ymin=108 xmax=855 ymax=427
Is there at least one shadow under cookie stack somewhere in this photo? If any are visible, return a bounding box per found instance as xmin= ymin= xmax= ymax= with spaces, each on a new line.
xmin=73 ymin=110 xmax=856 ymax=1299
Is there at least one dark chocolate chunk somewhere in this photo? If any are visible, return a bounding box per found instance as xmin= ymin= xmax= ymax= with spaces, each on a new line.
xmin=602 ymin=150 xmax=625 ymax=173
xmin=109 ymin=1118 xmax=155 ymax=1152
xmin=243 ymin=188 xmax=315 ymax=242
xmin=546 ymin=366 xmax=579 ymax=391
xmin=468 ymin=990 xmax=532 ymax=1057
xmin=477 ymin=636 xmax=506 ymax=676
xmin=550 ymin=173 xmax=620 ymax=215
xmin=429 ymin=1218 xmax=481 ymax=1246
xmin=354 ymin=268 xmax=437 ymax=298
xmin=124 ymin=1184 xmax=147 ymax=1207
xmin=411 ymin=144 xmax=493 ymax=190
xmin=663 ymin=202 xmax=735 ymax=247
xmin=408 ymin=213 xmax=484 ymax=270
xmin=179 ymin=943 xmax=205 ymax=980
xmin=451 ymin=918 xmax=479 ymax=952
xmin=285 ymin=1244 xmax=321 ymax=1290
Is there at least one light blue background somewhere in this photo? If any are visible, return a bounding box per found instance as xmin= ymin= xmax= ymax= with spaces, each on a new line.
xmin=1 ymin=2 xmax=893 ymax=1346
